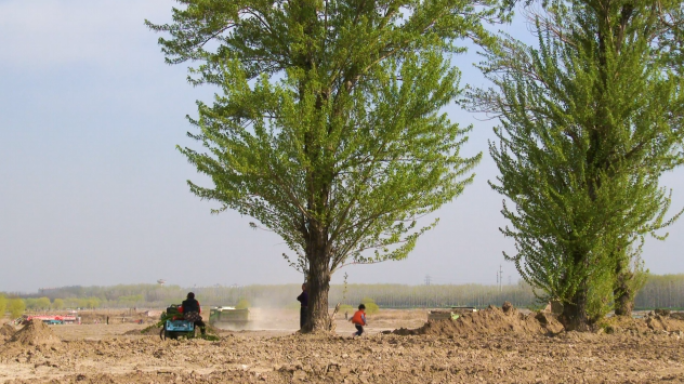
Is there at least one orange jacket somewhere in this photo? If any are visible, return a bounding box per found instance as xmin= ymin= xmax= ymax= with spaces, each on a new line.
xmin=351 ymin=310 xmax=366 ymax=325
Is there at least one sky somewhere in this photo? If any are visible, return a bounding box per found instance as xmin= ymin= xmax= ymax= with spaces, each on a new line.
xmin=1 ymin=0 xmax=683 ymax=293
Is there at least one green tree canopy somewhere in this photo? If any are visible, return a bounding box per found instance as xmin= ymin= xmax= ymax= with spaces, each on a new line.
xmin=86 ymin=297 xmax=102 ymax=309
xmin=52 ymin=298 xmax=65 ymax=310
xmin=474 ymin=0 xmax=684 ymax=329
xmin=148 ymin=0 xmax=505 ymax=331
xmin=8 ymin=299 xmax=26 ymax=319
xmin=36 ymin=297 xmax=51 ymax=311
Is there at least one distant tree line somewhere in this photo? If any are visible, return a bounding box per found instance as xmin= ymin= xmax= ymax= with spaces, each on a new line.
xmin=4 ymin=274 xmax=684 ymax=313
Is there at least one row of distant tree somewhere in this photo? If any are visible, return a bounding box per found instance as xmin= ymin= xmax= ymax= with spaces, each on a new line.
xmin=4 ymin=274 xmax=684 ymax=314
xmin=0 ymin=294 xmax=104 ymax=318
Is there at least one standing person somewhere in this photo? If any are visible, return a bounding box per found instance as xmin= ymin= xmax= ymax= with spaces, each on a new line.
xmin=296 ymin=283 xmax=308 ymax=331
xmin=179 ymin=292 xmax=206 ymax=335
xmin=350 ymin=304 xmax=367 ymax=337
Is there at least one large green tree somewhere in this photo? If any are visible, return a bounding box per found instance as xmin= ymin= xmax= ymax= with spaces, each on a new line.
xmin=148 ymin=0 xmax=502 ymax=331
xmin=474 ymin=0 xmax=684 ymax=329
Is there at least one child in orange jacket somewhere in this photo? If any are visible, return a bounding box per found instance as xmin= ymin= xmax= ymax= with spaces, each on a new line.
xmin=350 ymin=304 xmax=367 ymax=336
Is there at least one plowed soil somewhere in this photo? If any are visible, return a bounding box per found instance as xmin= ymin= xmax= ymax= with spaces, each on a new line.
xmin=2 ymin=307 xmax=684 ymax=384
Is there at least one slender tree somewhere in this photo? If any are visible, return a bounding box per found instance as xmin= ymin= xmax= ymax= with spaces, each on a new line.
xmin=474 ymin=0 xmax=684 ymax=329
xmin=147 ymin=0 xmax=503 ymax=332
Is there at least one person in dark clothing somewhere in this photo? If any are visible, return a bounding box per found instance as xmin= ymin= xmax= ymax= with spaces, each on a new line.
xmin=296 ymin=283 xmax=308 ymax=330
xmin=179 ymin=292 xmax=206 ymax=335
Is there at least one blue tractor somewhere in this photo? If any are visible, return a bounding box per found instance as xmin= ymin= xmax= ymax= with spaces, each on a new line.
xmin=159 ymin=304 xmax=197 ymax=340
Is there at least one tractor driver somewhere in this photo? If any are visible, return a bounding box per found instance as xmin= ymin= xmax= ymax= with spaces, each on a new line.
xmin=179 ymin=292 xmax=206 ymax=335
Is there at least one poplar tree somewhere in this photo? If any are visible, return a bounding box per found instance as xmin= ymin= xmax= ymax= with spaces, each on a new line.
xmin=474 ymin=0 xmax=684 ymax=329
xmin=147 ymin=0 xmax=502 ymax=332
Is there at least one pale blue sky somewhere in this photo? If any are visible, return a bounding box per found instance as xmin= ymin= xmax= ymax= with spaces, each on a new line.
xmin=1 ymin=0 xmax=682 ymax=292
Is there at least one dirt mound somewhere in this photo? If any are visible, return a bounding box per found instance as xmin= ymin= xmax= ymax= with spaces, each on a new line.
xmin=389 ymin=304 xmax=564 ymax=336
xmin=9 ymin=319 xmax=60 ymax=345
xmin=0 ymin=323 xmax=16 ymax=337
xmin=602 ymin=315 xmax=684 ymax=334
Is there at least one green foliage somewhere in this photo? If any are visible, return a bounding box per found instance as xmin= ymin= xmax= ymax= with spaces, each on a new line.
xmin=585 ymin=267 xmax=615 ymax=323
xmin=63 ymin=298 xmax=78 ymax=309
xmin=525 ymin=302 xmax=546 ymax=312
xmin=118 ymin=295 xmax=144 ymax=306
xmin=52 ymin=298 xmax=64 ymax=310
xmin=199 ymin=334 xmax=220 ymax=341
xmin=8 ymin=299 xmax=25 ymax=319
xmin=24 ymin=298 xmax=37 ymax=310
xmin=155 ymin=312 xmax=174 ymax=329
xmin=77 ymin=297 xmax=102 ymax=309
xmin=339 ymin=304 xmax=354 ymax=314
xmin=0 ymin=294 xmax=6 ymax=317
xmin=360 ymin=297 xmax=379 ymax=315
xmin=89 ymin=297 xmax=102 ymax=309
xmin=235 ymin=299 xmax=250 ymax=309
xmin=146 ymin=0 xmax=507 ymax=331
xmin=37 ymin=297 xmax=51 ymax=310
xmin=142 ymin=324 xmax=159 ymax=333
xmin=473 ymin=0 xmax=684 ymax=327
xmin=26 ymin=297 xmax=51 ymax=311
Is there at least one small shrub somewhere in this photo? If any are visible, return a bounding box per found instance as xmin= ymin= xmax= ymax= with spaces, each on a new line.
xmin=360 ymin=297 xmax=380 ymax=315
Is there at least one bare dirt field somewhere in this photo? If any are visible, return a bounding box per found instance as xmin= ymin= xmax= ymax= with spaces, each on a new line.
xmin=2 ymin=306 xmax=684 ymax=383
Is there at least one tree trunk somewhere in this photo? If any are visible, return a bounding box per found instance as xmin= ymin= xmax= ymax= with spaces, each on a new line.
xmin=562 ymin=289 xmax=592 ymax=331
xmin=613 ymin=249 xmax=635 ymax=317
xmin=614 ymin=288 xmax=633 ymax=317
xmin=302 ymin=237 xmax=332 ymax=333
xmin=614 ymin=271 xmax=634 ymax=317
